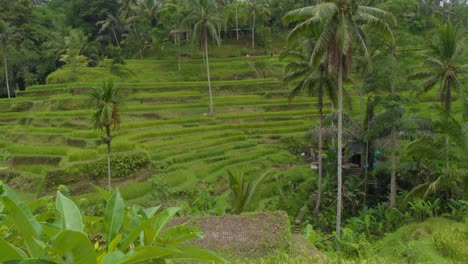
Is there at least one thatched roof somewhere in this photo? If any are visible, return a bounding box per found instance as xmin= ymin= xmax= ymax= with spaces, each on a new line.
xmin=169 ymin=212 xmax=292 ymax=258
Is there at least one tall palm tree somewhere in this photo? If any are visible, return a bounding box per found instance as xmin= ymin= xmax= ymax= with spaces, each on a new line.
xmin=136 ymin=0 xmax=164 ymax=26
xmin=281 ymin=37 xmax=337 ymax=219
xmin=97 ymin=14 xmax=125 ymax=48
xmin=283 ymin=0 xmax=394 ymax=238
xmin=90 ymin=80 xmax=124 ymax=191
xmin=388 ymin=42 xmax=398 ymax=208
xmin=369 ymin=96 xmax=432 ymax=205
xmin=246 ymin=0 xmax=270 ymax=49
xmin=183 ymin=0 xmax=221 ymax=116
xmin=0 ymin=20 xmax=19 ymax=99
xmin=410 ymin=23 xmax=467 ymax=172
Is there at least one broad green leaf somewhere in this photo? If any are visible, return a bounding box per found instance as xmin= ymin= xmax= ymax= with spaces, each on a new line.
xmin=143 ymin=205 xmax=160 ymax=218
xmin=119 ymin=246 xmax=181 ymax=264
xmin=172 ymin=246 xmax=229 ymax=263
xmin=27 ymin=196 xmax=53 ymax=212
xmin=119 ymin=214 xmax=158 ymax=250
xmin=52 ymin=230 xmax=97 ymax=264
xmin=143 ymin=225 xmax=156 ymax=246
xmin=108 ymin=234 xmax=122 ymax=252
xmin=41 ymin=222 xmax=62 ymax=238
xmin=55 ymin=191 xmax=84 ymax=232
xmin=102 ymin=250 xmax=125 ymax=264
xmin=302 ymin=224 xmax=316 ymax=243
xmin=141 ymin=207 xmax=179 ymax=246
xmin=158 ymin=226 xmax=204 ymax=245
xmin=153 ymin=207 xmax=180 ymax=237
xmin=0 ymin=185 xmax=44 ymax=258
xmin=105 ymin=190 xmax=124 ymax=243
xmin=0 ymin=237 xmax=27 ymax=262
xmin=93 ymin=185 xmax=111 ymax=201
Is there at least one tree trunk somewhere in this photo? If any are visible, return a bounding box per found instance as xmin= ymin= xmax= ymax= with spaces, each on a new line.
xmin=359 ymin=72 xmax=364 ymax=125
xmin=235 ymin=6 xmax=239 ymax=41
xmin=112 ymin=27 xmax=121 ymax=49
xmin=445 ymin=84 xmax=451 ymax=172
xmin=390 ymin=45 xmax=397 ymax=208
xmin=204 ymin=33 xmax=214 ymax=116
xmin=3 ymin=44 xmax=10 ymax=99
xmin=336 ymin=57 xmax=343 ymax=239
xmin=390 ymin=126 xmax=397 ymax=208
xmin=364 ymin=141 xmax=369 ymax=204
xmin=313 ymin=67 xmax=324 ymax=221
xmin=105 ymin=126 xmax=112 ymax=192
xmin=252 ymin=13 xmax=256 ymax=49
xmin=445 ymin=134 xmax=449 ymax=172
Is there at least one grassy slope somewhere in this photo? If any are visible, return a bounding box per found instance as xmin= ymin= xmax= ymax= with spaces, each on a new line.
xmin=0 ymin=54 xmax=315 ymax=202
xmin=232 ymin=217 xmax=468 ymax=263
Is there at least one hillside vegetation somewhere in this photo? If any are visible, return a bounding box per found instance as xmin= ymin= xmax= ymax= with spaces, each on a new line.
xmin=0 ymin=0 xmax=467 ymax=263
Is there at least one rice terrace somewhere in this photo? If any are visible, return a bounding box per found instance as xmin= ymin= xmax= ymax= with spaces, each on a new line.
xmin=0 ymin=0 xmax=466 ymax=263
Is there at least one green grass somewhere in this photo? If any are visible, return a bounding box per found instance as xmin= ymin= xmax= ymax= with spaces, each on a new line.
xmin=374 ymin=217 xmax=468 ymax=263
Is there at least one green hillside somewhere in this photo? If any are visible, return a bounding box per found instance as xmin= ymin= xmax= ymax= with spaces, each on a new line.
xmin=1 ymin=52 xmax=465 ymax=201
xmin=0 ymin=57 xmax=308 ymax=202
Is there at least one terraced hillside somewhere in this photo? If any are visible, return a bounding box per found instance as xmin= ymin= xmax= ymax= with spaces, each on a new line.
xmin=0 ymin=57 xmax=320 ymax=203
xmin=0 ymin=56 xmax=464 ymax=206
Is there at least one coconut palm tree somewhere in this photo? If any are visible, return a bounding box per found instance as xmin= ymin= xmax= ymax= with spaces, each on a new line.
xmin=90 ymin=80 xmax=124 ymax=191
xmin=246 ymin=0 xmax=270 ymax=49
xmin=283 ymin=0 xmax=394 ymax=238
xmin=368 ymin=96 xmax=432 ymax=207
xmin=183 ymin=0 xmax=221 ymax=116
xmin=136 ymin=0 xmax=164 ymax=26
xmin=281 ymin=37 xmax=337 ymax=219
xmin=97 ymin=14 xmax=125 ymax=48
xmin=0 ymin=20 xmax=19 ymax=99
xmin=410 ymin=23 xmax=467 ymax=172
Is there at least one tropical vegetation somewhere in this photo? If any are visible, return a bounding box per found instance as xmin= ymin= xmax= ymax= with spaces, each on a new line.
xmin=0 ymin=0 xmax=467 ymax=263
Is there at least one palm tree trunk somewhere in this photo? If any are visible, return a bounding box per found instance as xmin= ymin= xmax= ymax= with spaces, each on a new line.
xmin=359 ymin=72 xmax=364 ymax=125
xmin=390 ymin=45 xmax=397 ymax=208
xmin=105 ymin=126 xmax=112 ymax=192
xmin=445 ymin=134 xmax=449 ymax=172
xmin=177 ymin=36 xmax=181 ymax=71
xmin=364 ymin=141 xmax=369 ymax=204
xmin=336 ymin=57 xmax=343 ymax=239
xmin=313 ymin=70 xmax=324 ymax=220
xmin=111 ymin=27 xmax=121 ymax=49
xmin=204 ymin=35 xmax=214 ymax=116
xmin=3 ymin=44 xmax=10 ymax=99
xmin=445 ymin=85 xmax=451 ymax=172
xmin=252 ymin=13 xmax=256 ymax=49
xmin=390 ymin=126 xmax=397 ymax=208
xmin=235 ymin=5 xmax=239 ymax=41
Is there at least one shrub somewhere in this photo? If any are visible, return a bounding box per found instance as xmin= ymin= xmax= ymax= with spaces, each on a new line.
xmin=46 ymin=152 xmax=152 ymax=188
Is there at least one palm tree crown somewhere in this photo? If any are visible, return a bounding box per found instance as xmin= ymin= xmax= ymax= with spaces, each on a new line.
xmin=183 ymin=0 xmax=222 ymax=49
xmin=91 ymin=80 xmax=123 ymax=131
xmin=411 ymin=23 xmax=467 ymax=112
xmin=283 ymin=0 xmax=394 ymax=74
